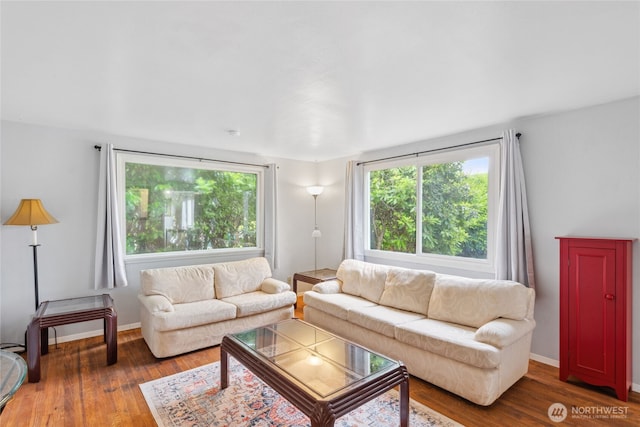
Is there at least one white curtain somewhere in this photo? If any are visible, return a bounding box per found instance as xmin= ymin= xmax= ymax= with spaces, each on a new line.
xmin=343 ymin=160 xmax=365 ymax=260
xmin=496 ymin=130 xmax=535 ymax=288
xmin=263 ymin=163 xmax=278 ymax=269
xmin=94 ymin=144 xmax=128 ymax=289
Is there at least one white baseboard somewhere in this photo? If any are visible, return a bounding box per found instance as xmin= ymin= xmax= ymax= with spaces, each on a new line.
xmin=530 ymin=352 xmax=559 ymax=367
xmin=47 ymin=322 xmax=141 ymax=345
xmin=530 ymin=352 xmax=639 ymax=393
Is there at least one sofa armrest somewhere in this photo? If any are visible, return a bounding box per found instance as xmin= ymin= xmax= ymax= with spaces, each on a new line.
xmin=138 ymin=294 xmax=174 ymax=313
xmin=261 ymin=278 xmax=291 ymax=294
xmin=474 ymin=318 xmax=536 ymax=348
xmin=311 ymin=279 xmax=342 ymax=294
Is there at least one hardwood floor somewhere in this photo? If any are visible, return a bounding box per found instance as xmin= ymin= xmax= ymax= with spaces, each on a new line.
xmin=3 ymin=306 xmax=639 ymax=426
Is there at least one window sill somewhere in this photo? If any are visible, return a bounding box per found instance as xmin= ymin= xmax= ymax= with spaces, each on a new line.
xmin=124 ymin=247 xmax=264 ymax=266
xmin=364 ymin=249 xmax=495 ymax=277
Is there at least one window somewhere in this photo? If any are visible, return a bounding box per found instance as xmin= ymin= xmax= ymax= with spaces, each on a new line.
xmin=365 ymin=144 xmax=499 ymax=272
xmin=118 ymin=154 xmax=262 ymax=257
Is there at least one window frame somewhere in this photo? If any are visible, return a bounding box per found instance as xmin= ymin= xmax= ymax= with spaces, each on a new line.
xmin=116 ymin=152 xmax=265 ymax=262
xmin=364 ymin=143 xmax=500 ymax=274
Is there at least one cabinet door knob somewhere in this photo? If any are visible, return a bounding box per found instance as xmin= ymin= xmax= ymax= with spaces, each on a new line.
xmin=604 ymin=293 xmax=615 ymax=300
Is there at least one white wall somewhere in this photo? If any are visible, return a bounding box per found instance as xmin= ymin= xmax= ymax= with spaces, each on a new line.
xmin=520 ymin=97 xmax=639 ymax=380
xmin=0 ymin=121 xmax=320 ymax=342
xmin=320 ymin=96 xmax=640 ymax=387
xmin=317 ymin=157 xmax=348 ymax=270
xmin=2 ymin=96 xmax=639 ymax=389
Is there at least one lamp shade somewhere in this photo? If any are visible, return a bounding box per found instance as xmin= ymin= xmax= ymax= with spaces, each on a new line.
xmin=4 ymin=199 xmax=59 ymax=226
xmin=306 ymin=186 xmax=324 ymax=196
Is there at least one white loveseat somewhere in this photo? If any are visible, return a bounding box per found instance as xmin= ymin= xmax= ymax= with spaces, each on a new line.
xmin=139 ymin=257 xmax=296 ymax=358
xmin=303 ymin=259 xmax=536 ymax=406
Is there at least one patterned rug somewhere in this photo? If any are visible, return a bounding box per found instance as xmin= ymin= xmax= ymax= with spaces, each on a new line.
xmin=140 ymin=359 xmax=463 ymax=427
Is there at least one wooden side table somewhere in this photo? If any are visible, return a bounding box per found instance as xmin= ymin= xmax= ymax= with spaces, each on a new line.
xmin=292 ymin=268 xmax=337 ymax=308
xmin=27 ymin=294 xmax=117 ymax=382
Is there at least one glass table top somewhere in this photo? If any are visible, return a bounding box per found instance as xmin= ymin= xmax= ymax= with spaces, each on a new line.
xmin=295 ymin=269 xmax=337 ymax=281
xmin=41 ymin=295 xmax=108 ymax=316
xmin=230 ymin=319 xmax=398 ymax=398
xmin=0 ymin=350 xmax=27 ymax=411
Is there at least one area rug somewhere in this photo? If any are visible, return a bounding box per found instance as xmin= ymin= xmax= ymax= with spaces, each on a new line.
xmin=140 ymin=359 xmax=463 ymax=427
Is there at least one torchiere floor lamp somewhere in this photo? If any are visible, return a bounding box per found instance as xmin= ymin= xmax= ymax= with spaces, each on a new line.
xmin=306 ymin=186 xmax=324 ymax=271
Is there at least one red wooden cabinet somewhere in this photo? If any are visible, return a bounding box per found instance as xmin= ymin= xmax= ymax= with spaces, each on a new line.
xmin=556 ymin=237 xmax=633 ymax=401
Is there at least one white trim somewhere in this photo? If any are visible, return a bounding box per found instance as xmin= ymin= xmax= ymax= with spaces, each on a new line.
xmin=47 ymin=322 xmax=141 ymax=345
xmin=530 ymin=352 xmax=560 ymax=368
xmin=530 ymin=353 xmax=639 ymax=393
xmin=123 ymin=247 xmax=264 ymax=265
xmin=363 ymin=143 xmax=500 ymax=275
xmin=116 ymin=152 xmax=264 ymax=258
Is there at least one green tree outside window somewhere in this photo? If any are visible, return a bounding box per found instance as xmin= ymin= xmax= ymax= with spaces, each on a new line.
xmin=369 ymin=157 xmax=488 ymax=259
xmin=125 ymin=162 xmax=258 ymax=255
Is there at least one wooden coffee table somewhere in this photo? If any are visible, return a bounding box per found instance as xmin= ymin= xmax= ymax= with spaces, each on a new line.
xmin=221 ymin=319 xmax=409 ymax=427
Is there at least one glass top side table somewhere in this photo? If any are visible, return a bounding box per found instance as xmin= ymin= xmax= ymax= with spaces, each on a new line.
xmin=0 ymin=349 xmax=27 ymax=413
xmin=292 ymin=268 xmax=337 ymax=308
xmin=27 ymin=294 xmax=117 ymax=382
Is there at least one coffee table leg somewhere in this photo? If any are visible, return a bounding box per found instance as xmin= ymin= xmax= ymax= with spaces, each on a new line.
xmin=399 ymin=377 xmax=409 ymax=427
xmin=310 ymin=402 xmax=336 ymax=427
xmin=220 ymin=347 xmax=228 ymax=389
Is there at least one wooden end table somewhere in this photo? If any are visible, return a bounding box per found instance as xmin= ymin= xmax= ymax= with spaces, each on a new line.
xmin=292 ymin=268 xmax=337 ymax=308
xmin=27 ymin=294 xmax=117 ymax=382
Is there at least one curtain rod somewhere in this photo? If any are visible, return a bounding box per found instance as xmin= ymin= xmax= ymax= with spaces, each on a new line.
xmin=94 ymin=145 xmax=270 ymax=168
xmin=356 ymin=133 xmax=521 ymax=166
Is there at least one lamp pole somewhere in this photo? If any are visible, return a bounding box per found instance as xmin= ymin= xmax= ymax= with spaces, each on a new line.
xmin=30 ymin=228 xmax=41 ymax=310
xmin=307 ymin=186 xmax=324 ymax=272
xmin=313 ymin=194 xmax=319 ymax=271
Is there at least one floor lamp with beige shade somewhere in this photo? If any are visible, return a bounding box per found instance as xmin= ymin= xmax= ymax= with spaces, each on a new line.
xmin=3 ymin=199 xmax=58 ymax=310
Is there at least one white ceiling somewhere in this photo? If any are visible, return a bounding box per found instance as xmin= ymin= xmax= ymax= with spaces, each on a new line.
xmin=1 ymin=1 xmax=638 ymax=161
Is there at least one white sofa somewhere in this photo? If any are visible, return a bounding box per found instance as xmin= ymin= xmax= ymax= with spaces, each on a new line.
xmin=303 ymin=259 xmax=536 ymax=406
xmin=138 ymin=257 xmax=296 ymax=358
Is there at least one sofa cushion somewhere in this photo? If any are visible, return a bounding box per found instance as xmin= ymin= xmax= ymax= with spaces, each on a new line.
xmin=138 ymin=294 xmax=174 ymax=313
xmin=337 ymin=259 xmax=388 ymax=303
xmin=311 ymin=280 xmax=342 ymax=294
xmin=149 ymin=299 xmax=237 ymax=332
xmin=525 ymin=288 xmax=536 ymax=320
xmin=379 ymin=267 xmax=436 ymax=315
xmin=303 ymin=291 xmax=377 ymax=320
xmin=214 ymin=257 xmax=272 ymax=298
xmin=140 ymin=264 xmax=215 ymax=304
xmin=222 ymin=290 xmax=297 ymax=318
xmin=395 ymin=318 xmax=501 ymax=369
xmin=427 ymin=275 xmax=531 ymax=328
xmin=261 ymin=278 xmax=291 ymax=294
xmin=347 ymin=305 xmax=426 ymax=338
xmin=475 ymin=318 xmax=536 ymax=348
